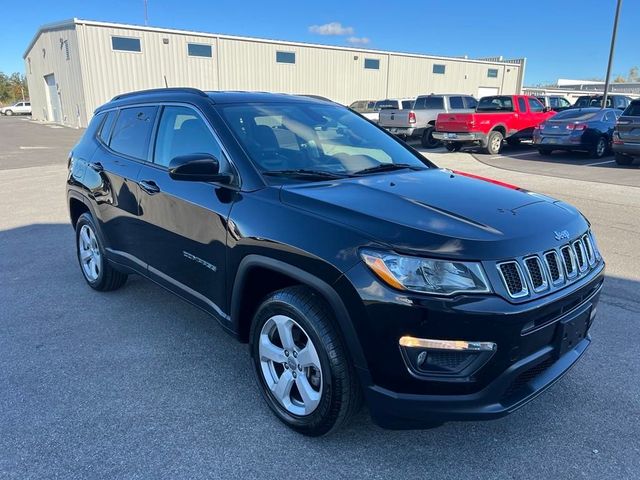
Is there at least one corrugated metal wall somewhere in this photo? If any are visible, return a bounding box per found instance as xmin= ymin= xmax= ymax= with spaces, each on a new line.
xmin=25 ymin=21 xmax=526 ymax=127
xmin=24 ymin=26 xmax=87 ymax=127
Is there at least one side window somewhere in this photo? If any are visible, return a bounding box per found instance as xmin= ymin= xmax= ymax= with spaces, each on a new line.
xmin=464 ymin=97 xmax=478 ymax=109
xmin=401 ymin=100 xmax=414 ymax=109
xmin=154 ymin=106 xmax=226 ymax=170
xmin=98 ymin=111 xmax=116 ymax=144
xmin=528 ymin=97 xmax=545 ymax=113
xmin=549 ymin=97 xmax=559 ymax=108
xmin=559 ymin=98 xmax=571 ymax=108
xmin=517 ymin=97 xmax=527 ymax=113
xmin=109 ymin=106 xmax=158 ymax=160
xmin=449 ymin=96 xmax=464 ymax=109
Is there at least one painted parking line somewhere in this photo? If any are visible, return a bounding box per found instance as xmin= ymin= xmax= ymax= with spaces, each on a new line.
xmin=490 ymin=151 xmax=539 ymax=159
xmin=19 ymin=146 xmax=53 ymax=150
xmin=584 ymin=160 xmax=615 ymax=167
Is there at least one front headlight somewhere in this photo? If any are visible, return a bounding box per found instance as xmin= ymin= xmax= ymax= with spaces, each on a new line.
xmin=361 ymin=249 xmax=491 ymax=295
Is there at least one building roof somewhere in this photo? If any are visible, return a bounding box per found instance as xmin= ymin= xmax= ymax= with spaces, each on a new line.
xmin=24 ymin=18 xmax=524 ymax=68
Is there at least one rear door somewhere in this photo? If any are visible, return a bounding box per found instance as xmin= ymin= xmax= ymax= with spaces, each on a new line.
xmin=133 ymin=104 xmax=236 ymax=314
xmin=616 ymin=102 xmax=640 ymax=144
xmin=87 ymin=105 xmax=158 ymax=266
xmin=525 ymin=97 xmax=549 ymax=131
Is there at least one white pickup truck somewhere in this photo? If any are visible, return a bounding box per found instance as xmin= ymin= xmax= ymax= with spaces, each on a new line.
xmin=349 ymin=98 xmax=414 ymax=124
xmin=378 ymin=94 xmax=477 ymax=148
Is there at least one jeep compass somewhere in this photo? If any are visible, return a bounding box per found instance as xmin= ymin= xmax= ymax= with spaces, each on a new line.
xmin=67 ymin=88 xmax=605 ymax=436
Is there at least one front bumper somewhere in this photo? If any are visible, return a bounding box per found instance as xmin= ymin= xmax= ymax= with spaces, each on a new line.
xmin=433 ymin=131 xmax=487 ymax=145
xmin=337 ymin=260 xmax=604 ymax=429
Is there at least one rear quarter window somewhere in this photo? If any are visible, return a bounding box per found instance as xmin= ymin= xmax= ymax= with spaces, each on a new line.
xmin=109 ymin=106 xmax=159 ymax=160
xmin=622 ymin=102 xmax=640 ymax=116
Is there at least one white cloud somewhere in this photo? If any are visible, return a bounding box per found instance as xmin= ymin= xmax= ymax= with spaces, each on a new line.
xmin=308 ymin=22 xmax=354 ymax=36
xmin=346 ymin=36 xmax=370 ymax=45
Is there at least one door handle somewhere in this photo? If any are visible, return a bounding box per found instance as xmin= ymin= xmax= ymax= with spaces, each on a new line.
xmin=138 ymin=179 xmax=160 ymax=195
xmin=88 ymin=161 xmax=104 ymax=172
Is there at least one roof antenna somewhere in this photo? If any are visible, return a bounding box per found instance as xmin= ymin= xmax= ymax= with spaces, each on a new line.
xmin=164 ymin=75 xmax=168 ymax=88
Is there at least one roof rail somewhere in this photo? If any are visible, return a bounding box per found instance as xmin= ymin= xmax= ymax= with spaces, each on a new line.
xmin=111 ymin=87 xmax=208 ymax=101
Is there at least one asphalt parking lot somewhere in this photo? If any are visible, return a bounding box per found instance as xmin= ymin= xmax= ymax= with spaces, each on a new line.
xmin=1 ymin=116 xmax=639 ymax=479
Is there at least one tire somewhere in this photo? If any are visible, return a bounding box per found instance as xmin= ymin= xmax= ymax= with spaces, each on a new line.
xmin=5 ymin=110 xmax=13 ymax=116
xmin=590 ymin=136 xmax=607 ymax=159
xmin=615 ymin=153 xmax=633 ymax=166
xmin=506 ymin=137 xmax=521 ymax=146
xmin=420 ymin=127 xmax=440 ymax=149
xmin=538 ymin=148 xmax=553 ymax=156
xmin=485 ymin=130 xmax=504 ymax=155
xmin=250 ymin=286 xmax=362 ymax=436
xmin=75 ymin=213 xmax=127 ymax=291
xmin=445 ymin=142 xmax=462 ymax=152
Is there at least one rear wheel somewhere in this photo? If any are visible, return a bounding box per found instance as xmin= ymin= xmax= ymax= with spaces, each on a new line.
xmin=75 ymin=213 xmax=127 ymax=291
xmin=421 ymin=127 xmax=440 ymax=149
xmin=250 ymin=286 xmax=361 ymax=436
xmin=485 ymin=130 xmax=504 ymax=155
xmin=538 ymin=148 xmax=553 ymax=156
xmin=5 ymin=110 xmax=13 ymax=116
xmin=590 ymin=136 xmax=607 ymax=159
xmin=445 ymin=142 xmax=462 ymax=152
xmin=615 ymin=153 xmax=633 ymax=166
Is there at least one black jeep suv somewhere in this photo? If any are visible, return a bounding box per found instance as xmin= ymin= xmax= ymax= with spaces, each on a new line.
xmin=67 ymin=88 xmax=605 ymax=436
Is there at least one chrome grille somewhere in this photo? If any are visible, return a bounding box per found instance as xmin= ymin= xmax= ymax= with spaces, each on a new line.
xmin=497 ymin=261 xmax=528 ymax=298
xmin=496 ymin=231 xmax=600 ymax=299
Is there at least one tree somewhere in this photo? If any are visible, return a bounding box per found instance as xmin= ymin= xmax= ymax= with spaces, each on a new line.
xmin=0 ymin=72 xmax=28 ymax=106
xmin=613 ymin=75 xmax=626 ymax=83
xmin=628 ymin=66 xmax=639 ymax=83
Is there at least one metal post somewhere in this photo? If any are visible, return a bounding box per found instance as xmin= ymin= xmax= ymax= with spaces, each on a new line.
xmin=144 ymin=0 xmax=149 ymax=25
xmin=602 ymin=0 xmax=622 ymax=108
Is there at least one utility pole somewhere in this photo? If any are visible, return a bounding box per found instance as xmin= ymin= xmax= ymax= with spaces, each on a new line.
xmin=144 ymin=0 xmax=149 ymax=26
xmin=602 ymin=0 xmax=622 ymax=108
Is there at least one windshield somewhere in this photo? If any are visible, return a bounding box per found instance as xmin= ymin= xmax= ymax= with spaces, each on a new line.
xmin=219 ymin=102 xmax=429 ymax=181
xmin=476 ymin=96 xmax=514 ymax=112
xmin=574 ymin=97 xmax=612 ymax=108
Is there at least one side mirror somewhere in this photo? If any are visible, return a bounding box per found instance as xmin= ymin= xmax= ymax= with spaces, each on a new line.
xmin=168 ymin=154 xmax=231 ymax=183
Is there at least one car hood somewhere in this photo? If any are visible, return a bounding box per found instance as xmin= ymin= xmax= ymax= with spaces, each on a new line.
xmin=280 ymin=168 xmax=589 ymax=259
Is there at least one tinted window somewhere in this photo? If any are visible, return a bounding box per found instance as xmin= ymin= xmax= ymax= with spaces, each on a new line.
xmin=414 ymin=96 xmax=444 ymax=110
xmin=402 ymin=100 xmax=414 ymax=109
xmin=375 ymin=100 xmax=398 ymax=110
xmin=364 ymin=58 xmax=380 ymax=70
xmin=622 ymin=102 xmax=640 ymax=116
xmin=188 ymin=43 xmax=212 ymax=57
xmin=559 ymin=98 xmax=571 ymax=108
xmin=517 ymin=97 xmax=527 ymax=112
xmin=528 ymin=97 xmax=545 ymax=113
xmin=276 ymin=51 xmax=295 ymax=64
xmin=154 ymin=106 xmax=225 ymax=169
xmin=432 ymin=64 xmax=445 ymax=74
xmin=614 ymin=97 xmax=628 ymax=109
xmin=488 ymin=68 xmax=499 ymax=78
xmin=109 ymin=106 xmax=158 ymax=160
xmin=112 ymin=36 xmax=141 ymax=52
xmin=25 ymin=102 xmax=31 ymax=106
xmin=449 ymin=96 xmax=464 ymax=109
xmin=553 ymin=109 xmax=599 ymax=121
xmin=537 ymin=97 xmax=547 ymax=106
xmin=478 ymin=96 xmax=514 ymax=112
xmin=465 ymin=97 xmax=478 ymax=109
xmin=98 ymin=111 xmax=116 ymax=144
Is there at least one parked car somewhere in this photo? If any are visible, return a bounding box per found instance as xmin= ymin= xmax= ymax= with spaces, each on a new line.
xmin=572 ymin=95 xmax=632 ymax=110
xmin=612 ymin=99 xmax=640 ymax=166
xmin=348 ymin=99 xmax=378 ymax=122
xmin=378 ymin=94 xmax=477 ymax=148
xmin=434 ymin=95 xmax=556 ymax=154
xmin=67 ymin=88 xmax=604 ymax=436
xmin=0 ymin=101 xmax=31 ymax=116
xmin=536 ymin=95 xmax=572 ymax=112
xmin=533 ymin=107 xmax=621 ymax=158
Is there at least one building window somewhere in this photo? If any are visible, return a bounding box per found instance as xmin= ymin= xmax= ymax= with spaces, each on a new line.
xmin=112 ymin=36 xmax=142 ymax=52
xmin=276 ymin=51 xmax=296 ymax=64
xmin=188 ymin=43 xmax=212 ymax=58
xmin=433 ymin=64 xmax=446 ymax=74
xmin=364 ymin=58 xmax=380 ymax=70
xmin=488 ymin=68 xmax=499 ymax=78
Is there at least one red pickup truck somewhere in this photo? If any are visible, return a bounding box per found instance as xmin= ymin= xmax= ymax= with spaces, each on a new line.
xmin=433 ymin=95 xmax=556 ymax=154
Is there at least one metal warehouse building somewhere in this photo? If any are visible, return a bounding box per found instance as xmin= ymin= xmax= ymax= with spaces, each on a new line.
xmin=24 ymin=18 xmax=526 ymax=128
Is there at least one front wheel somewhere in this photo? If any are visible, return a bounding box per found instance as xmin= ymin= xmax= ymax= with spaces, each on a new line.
xmin=4 ymin=110 xmax=13 ymax=116
xmin=75 ymin=213 xmax=127 ymax=291
xmin=250 ymin=286 xmax=361 ymax=436
xmin=421 ymin=127 xmax=440 ymax=149
xmin=484 ymin=130 xmax=504 ymax=155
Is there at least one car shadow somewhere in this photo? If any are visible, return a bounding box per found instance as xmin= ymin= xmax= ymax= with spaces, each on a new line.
xmin=1 ymin=222 xmax=638 ymax=477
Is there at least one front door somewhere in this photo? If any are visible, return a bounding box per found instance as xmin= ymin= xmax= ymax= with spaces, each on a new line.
xmin=44 ymin=74 xmax=62 ymax=122
xmin=134 ymin=105 xmax=236 ymax=317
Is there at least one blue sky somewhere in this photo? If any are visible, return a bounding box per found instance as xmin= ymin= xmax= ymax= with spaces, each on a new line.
xmin=1 ymin=0 xmax=637 ymax=85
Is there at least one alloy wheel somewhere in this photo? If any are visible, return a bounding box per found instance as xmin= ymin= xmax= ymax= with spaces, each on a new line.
xmin=78 ymin=224 xmax=102 ymax=282
xmin=258 ymin=314 xmax=323 ymax=416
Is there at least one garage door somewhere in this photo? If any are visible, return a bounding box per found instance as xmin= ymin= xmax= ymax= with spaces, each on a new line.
xmin=477 ymin=87 xmax=499 ymax=99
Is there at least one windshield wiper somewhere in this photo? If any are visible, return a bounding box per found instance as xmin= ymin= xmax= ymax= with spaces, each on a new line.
xmin=263 ymin=169 xmax=348 ymax=180
xmin=352 ymin=163 xmax=425 ymax=175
